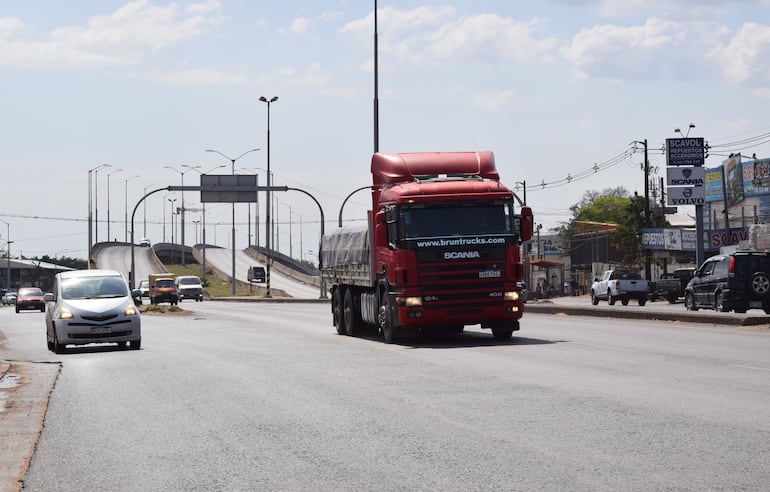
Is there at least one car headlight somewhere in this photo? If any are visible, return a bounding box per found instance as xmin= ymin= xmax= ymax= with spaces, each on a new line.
xmin=60 ymin=308 xmax=74 ymax=320
xmin=125 ymin=304 xmax=138 ymax=316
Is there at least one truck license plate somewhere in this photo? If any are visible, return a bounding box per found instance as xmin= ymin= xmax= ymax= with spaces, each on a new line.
xmin=479 ymin=270 xmax=501 ymax=278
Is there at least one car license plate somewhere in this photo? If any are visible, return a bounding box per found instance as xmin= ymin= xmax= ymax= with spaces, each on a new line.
xmin=90 ymin=327 xmax=112 ymax=334
xmin=479 ymin=270 xmax=501 ymax=278
xmin=749 ymin=301 xmax=762 ymax=308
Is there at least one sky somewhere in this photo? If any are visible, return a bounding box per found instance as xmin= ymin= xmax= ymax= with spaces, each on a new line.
xmin=2 ymin=0 xmax=770 ymax=262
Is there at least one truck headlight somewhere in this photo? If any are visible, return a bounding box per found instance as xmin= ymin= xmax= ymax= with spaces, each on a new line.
xmin=396 ymin=296 xmax=422 ymax=307
xmin=505 ymin=291 xmax=519 ymax=302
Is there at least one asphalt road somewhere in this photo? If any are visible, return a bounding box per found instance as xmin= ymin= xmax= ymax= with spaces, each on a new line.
xmin=2 ymin=302 xmax=770 ymax=491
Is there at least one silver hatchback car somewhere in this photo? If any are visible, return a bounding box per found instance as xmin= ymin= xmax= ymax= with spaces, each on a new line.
xmin=45 ymin=269 xmax=142 ymax=353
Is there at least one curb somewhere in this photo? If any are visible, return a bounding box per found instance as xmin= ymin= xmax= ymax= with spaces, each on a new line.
xmin=523 ymin=301 xmax=770 ymax=327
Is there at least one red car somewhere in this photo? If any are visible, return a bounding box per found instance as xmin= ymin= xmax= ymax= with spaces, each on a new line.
xmin=16 ymin=287 xmax=46 ymax=313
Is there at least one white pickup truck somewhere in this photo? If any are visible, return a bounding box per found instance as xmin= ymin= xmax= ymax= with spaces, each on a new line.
xmin=590 ymin=269 xmax=650 ymax=306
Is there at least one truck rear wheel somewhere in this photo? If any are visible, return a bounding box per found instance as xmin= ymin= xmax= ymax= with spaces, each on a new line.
xmin=343 ymin=289 xmax=362 ymax=336
xmin=332 ymin=289 xmax=345 ymax=335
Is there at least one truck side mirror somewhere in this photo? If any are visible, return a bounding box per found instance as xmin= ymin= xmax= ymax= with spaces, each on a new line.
xmin=517 ymin=206 xmax=533 ymax=242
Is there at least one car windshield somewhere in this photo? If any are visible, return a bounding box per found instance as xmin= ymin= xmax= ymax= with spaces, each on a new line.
xmin=18 ymin=288 xmax=43 ymax=296
xmin=62 ymin=276 xmax=128 ymax=300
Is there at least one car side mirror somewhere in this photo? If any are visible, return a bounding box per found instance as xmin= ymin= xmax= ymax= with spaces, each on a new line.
xmin=44 ymin=293 xmax=54 ymax=302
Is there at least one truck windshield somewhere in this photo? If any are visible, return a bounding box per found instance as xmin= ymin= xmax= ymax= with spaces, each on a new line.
xmin=400 ymin=203 xmax=513 ymax=239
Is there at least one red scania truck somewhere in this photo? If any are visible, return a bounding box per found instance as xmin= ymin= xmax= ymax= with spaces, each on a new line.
xmin=320 ymin=151 xmax=533 ymax=343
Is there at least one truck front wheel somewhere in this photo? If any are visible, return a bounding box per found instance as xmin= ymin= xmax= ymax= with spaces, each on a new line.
xmin=491 ymin=323 xmax=515 ymax=341
xmin=378 ymin=291 xmax=396 ymax=344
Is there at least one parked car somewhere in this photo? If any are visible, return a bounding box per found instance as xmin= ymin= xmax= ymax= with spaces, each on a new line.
xmin=176 ymin=275 xmax=203 ymax=302
xmin=685 ymin=251 xmax=770 ymax=313
xmin=139 ymin=238 xmax=151 ymax=247
xmin=44 ymin=269 xmax=142 ymax=353
xmin=1 ymin=290 xmax=17 ymax=305
xmin=590 ymin=269 xmax=649 ymax=306
xmin=15 ymin=287 xmax=46 ymax=313
xmin=138 ymin=279 xmax=150 ymax=298
xmin=651 ymin=267 xmax=696 ymax=303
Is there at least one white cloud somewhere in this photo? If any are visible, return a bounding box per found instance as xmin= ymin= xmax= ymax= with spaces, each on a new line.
xmin=290 ymin=17 xmax=312 ymax=34
xmin=561 ymin=17 xmax=726 ymax=80
xmin=711 ymin=22 xmax=770 ymax=86
xmin=342 ymin=7 xmax=557 ymax=65
xmin=0 ymin=0 xmax=223 ymax=69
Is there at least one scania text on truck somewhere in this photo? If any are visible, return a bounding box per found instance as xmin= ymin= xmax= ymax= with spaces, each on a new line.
xmin=320 ymin=151 xmax=533 ymax=343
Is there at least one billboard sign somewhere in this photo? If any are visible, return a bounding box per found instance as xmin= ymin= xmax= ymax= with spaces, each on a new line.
xmin=667 ymin=166 xmax=704 ymax=186
xmin=200 ymin=174 xmax=257 ymax=203
xmin=667 ymin=185 xmax=705 ymax=205
xmin=666 ymin=137 xmax=705 ymax=166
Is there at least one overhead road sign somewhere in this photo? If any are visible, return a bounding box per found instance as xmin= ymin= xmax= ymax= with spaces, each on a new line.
xmin=666 ymin=137 xmax=705 ymax=166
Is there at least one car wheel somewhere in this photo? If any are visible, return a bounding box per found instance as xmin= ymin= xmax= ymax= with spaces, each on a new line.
xmin=638 ymin=297 xmax=647 ymax=306
xmin=607 ymin=290 xmax=616 ymax=305
xmin=750 ymin=272 xmax=770 ymax=296
xmin=685 ymin=292 xmax=698 ymax=311
xmin=40 ymin=306 xmax=45 ymax=313
xmin=666 ymin=295 xmax=677 ymax=303
xmin=129 ymin=339 xmax=141 ymax=350
xmin=53 ymin=329 xmax=66 ymax=354
xmin=715 ymin=292 xmax=728 ymax=312
xmin=621 ymin=298 xmax=629 ymax=306
xmin=590 ymin=290 xmax=599 ymax=305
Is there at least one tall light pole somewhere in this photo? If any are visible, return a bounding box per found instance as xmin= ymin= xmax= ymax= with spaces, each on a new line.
xmin=88 ymin=164 xmax=110 ymax=261
xmin=93 ymin=164 xmax=111 ymax=247
xmin=123 ymin=175 xmax=139 ymax=242
xmin=259 ymin=95 xmax=279 ymax=298
xmin=164 ymin=165 xmax=200 ymax=265
xmin=107 ymin=169 xmax=123 ymax=242
xmin=0 ymin=218 xmax=10 ymax=292
xmin=143 ymin=183 xmax=154 ymax=239
xmin=188 ymin=165 xmax=227 ymax=283
xmin=206 ymin=148 xmax=260 ymax=295
xmin=168 ymin=197 xmax=178 ymax=261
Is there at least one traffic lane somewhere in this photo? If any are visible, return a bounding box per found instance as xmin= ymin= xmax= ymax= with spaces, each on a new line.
xmin=15 ymin=303 xmax=770 ymax=490
xmin=202 ymin=246 xmax=319 ymax=298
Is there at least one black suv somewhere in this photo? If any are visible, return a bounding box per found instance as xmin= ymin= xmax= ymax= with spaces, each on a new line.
xmin=684 ymin=251 xmax=770 ymax=313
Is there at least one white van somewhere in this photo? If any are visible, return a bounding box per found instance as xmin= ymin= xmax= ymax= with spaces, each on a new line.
xmin=176 ymin=275 xmax=204 ymax=302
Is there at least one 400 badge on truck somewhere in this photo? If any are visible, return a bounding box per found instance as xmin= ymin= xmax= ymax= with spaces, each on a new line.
xmin=321 ymin=151 xmax=533 ymax=344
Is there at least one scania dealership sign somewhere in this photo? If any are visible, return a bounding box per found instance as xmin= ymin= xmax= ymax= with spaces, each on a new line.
xmin=666 ymin=137 xmax=705 ymax=166
xmin=667 ymin=166 xmax=705 ymax=186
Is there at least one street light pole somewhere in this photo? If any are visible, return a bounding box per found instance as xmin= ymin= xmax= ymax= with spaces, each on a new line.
xmin=107 ymin=169 xmax=123 ymax=242
xmin=143 ymin=183 xmax=154 ymax=239
xmin=0 ymin=219 xmax=10 ymax=292
xmin=93 ymin=164 xmax=111 ymax=248
xmin=187 ymin=165 xmax=227 ymax=284
xmin=168 ymin=197 xmax=177 ymax=262
xmin=205 ymin=148 xmax=260 ymax=295
xmin=124 ymin=175 xmax=139 ymax=242
xmin=259 ymin=95 xmax=279 ymax=298
xmin=164 ymin=165 xmax=200 ymax=265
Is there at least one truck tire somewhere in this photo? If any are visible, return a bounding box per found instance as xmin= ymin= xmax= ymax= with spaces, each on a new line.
xmin=491 ymin=325 xmax=514 ymax=340
xmin=750 ymin=272 xmax=770 ymax=296
xmin=378 ymin=291 xmax=396 ymax=344
xmin=666 ymin=294 xmax=677 ymax=303
xmin=638 ymin=297 xmax=647 ymax=306
xmin=332 ymin=289 xmax=345 ymax=335
xmin=621 ymin=297 xmax=629 ymax=306
xmin=343 ymin=289 xmax=362 ymax=336
xmin=607 ymin=290 xmax=616 ymax=305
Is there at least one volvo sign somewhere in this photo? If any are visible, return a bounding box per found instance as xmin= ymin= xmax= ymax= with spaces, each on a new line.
xmin=667 ymin=185 xmax=705 ymax=205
